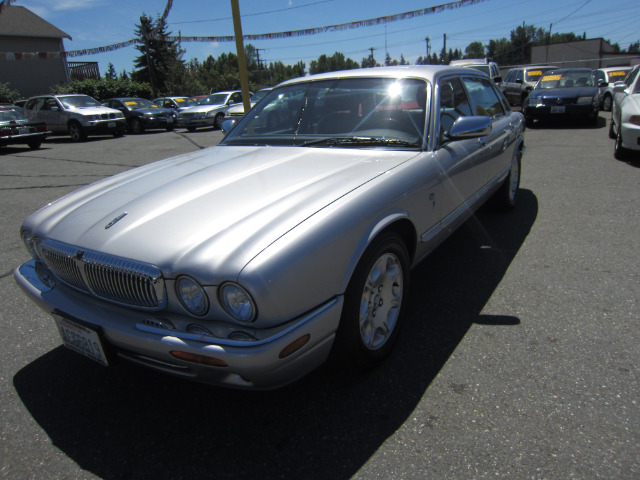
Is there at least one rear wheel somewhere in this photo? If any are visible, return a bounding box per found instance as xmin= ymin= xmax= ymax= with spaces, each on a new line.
xmin=608 ymin=119 xmax=616 ymax=139
xmin=68 ymin=121 xmax=85 ymax=142
xmin=602 ymin=94 xmax=613 ymax=112
xmin=331 ymin=232 xmax=410 ymax=371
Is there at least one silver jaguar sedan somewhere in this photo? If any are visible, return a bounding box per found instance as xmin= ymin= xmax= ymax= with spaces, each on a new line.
xmin=15 ymin=66 xmax=525 ymax=390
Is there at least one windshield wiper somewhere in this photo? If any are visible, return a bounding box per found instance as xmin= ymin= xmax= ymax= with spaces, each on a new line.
xmin=300 ymin=136 xmax=419 ymax=148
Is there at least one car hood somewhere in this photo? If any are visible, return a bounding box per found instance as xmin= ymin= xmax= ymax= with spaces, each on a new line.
xmin=181 ymin=104 xmax=226 ymax=114
xmin=27 ymin=146 xmax=417 ymax=280
xmin=530 ymin=86 xmax=598 ymax=98
xmin=65 ymin=106 xmax=121 ymax=115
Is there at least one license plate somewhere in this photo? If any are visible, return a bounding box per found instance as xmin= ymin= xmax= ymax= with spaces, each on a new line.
xmin=108 ymin=122 xmax=116 ymax=128
xmin=54 ymin=314 xmax=109 ymax=366
xmin=18 ymin=127 xmax=29 ymax=134
xmin=550 ymin=106 xmax=565 ymax=114
xmin=166 ymin=117 xmax=173 ymax=123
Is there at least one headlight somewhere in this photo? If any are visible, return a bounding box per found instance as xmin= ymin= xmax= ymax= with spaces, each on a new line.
xmin=86 ymin=115 xmax=100 ymax=121
xmin=206 ymin=110 xmax=217 ymax=118
xmin=219 ymin=283 xmax=256 ymax=323
xmin=629 ymin=115 xmax=640 ymax=126
xmin=577 ymin=96 xmax=594 ymax=105
xmin=528 ymin=96 xmax=543 ymax=106
xmin=176 ymin=276 xmax=209 ymax=316
xmin=21 ymin=230 xmax=38 ymax=258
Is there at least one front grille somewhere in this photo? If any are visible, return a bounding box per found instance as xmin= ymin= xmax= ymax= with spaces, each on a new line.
xmin=543 ymin=97 xmax=577 ymax=106
xmin=37 ymin=239 xmax=165 ymax=310
xmin=180 ymin=112 xmax=196 ymax=119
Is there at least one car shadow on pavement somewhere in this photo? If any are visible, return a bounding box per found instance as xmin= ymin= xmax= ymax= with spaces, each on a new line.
xmin=14 ymin=189 xmax=538 ymax=480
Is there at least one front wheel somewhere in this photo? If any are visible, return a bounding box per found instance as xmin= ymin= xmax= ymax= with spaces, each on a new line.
xmin=614 ymin=127 xmax=628 ymax=160
xmin=130 ymin=118 xmax=144 ymax=134
xmin=331 ymin=232 xmax=410 ymax=371
xmin=68 ymin=121 xmax=86 ymax=142
xmin=27 ymin=139 xmax=42 ymax=149
xmin=214 ymin=113 xmax=225 ymax=129
xmin=492 ymin=149 xmax=521 ymax=210
xmin=602 ymin=94 xmax=612 ymax=112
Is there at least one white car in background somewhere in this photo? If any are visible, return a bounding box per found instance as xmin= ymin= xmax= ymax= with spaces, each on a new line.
xmin=609 ymin=64 xmax=640 ymax=159
xmin=594 ymin=66 xmax=633 ymax=111
xmin=225 ymin=88 xmax=272 ymax=120
xmin=178 ymin=90 xmax=250 ymax=130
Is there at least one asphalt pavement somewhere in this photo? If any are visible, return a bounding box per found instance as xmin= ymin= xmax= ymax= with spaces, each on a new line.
xmin=1 ymin=116 xmax=638 ymax=479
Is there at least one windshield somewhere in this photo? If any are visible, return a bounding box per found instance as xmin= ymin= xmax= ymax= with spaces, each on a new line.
xmin=201 ymin=94 xmax=228 ymax=106
xmin=221 ymin=77 xmax=427 ymax=149
xmin=468 ymin=65 xmax=490 ymax=76
xmin=605 ymin=69 xmax=631 ymax=82
xmin=59 ymin=95 xmax=102 ymax=109
xmin=123 ymin=98 xmax=154 ymax=109
xmin=537 ymin=71 xmax=594 ymax=89
xmin=0 ymin=109 xmax=26 ymax=121
xmin=251 ymin=89 xmax=270 ymax=104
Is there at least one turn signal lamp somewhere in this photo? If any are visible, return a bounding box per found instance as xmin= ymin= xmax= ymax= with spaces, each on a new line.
xmin=170 ymin=351 xmax=227 ymax=367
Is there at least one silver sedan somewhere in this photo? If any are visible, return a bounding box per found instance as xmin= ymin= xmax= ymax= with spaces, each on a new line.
xmin=15 ymin=65 xmax=525 ymax=390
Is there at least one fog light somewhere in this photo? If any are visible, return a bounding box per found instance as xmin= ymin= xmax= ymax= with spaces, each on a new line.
xmin=170 ymin=351 xmax=227 ymax=367
xmin=279 ymin=334 xmax=310 ymax=359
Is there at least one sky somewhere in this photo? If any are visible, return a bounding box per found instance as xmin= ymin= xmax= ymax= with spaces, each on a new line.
xmin=11 ymin=0 xmax=640 ymax=77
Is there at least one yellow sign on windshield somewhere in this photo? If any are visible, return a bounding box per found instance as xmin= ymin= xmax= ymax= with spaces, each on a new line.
xmin=124 ymin=101 xmax=138 ymax=106
xmin=542 ymin=75 xmax=562 ymax=81
xmin=528 ymin=70 xmax=543 ymax=76
xmin=609 ymin=71 xmax=627 ymax=77
xmin=176 ymin=98 xmax=185 ymax=102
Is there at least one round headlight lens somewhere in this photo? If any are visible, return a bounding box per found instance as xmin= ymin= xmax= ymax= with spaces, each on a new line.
xmin=21 ymin=230 xmax=37 ymax=258
xmin=219 ymin=283 xmax=256 ymax=323
xmin=176 ymin=276 xmax=209 ymax=316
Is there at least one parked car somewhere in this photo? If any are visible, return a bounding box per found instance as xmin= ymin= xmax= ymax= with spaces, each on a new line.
xmin=14 ymin=65 xmax=525 ymax=390
xmin=177 ymin=90 xmax=249 ymax=130
xmin=450 ymin=58 xmax=501 ymax=83
xmin=152 ymin=96 xmax=199 ymax=112
xmin=0 ymin=103 xmax=24 ymax=115
xmin=103 ymin=97 xmax=177 ymax=134
xmin=500 ymin=65 xmax=556 ymax=106
xmin=23 ymin=94 xmax=126 ymax=142
xmin=0 ymin=107 xmax=49 ymax=150
xmin=190 ymin=95 xmax=209 ymax=104
xmin=523 ymin=68 xmax=601 ymax=127
xmin=593 ymin=66 xmax=633 ymax=111
xmin=609 ymin=64 xmax=640 ymax=159
xmin=224 ymin=88 xmax=272 ymax=120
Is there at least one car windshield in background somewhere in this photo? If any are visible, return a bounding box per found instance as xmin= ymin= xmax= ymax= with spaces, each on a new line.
xmin=201 ymin=94 xmax=228 ymax=105
xmin=0 ymin=109 xmax=24 ymax=121
xmin=125 ymin=98 xmax=154 ymax=109
xmin=221 ymin=77 xmax=427 ymax=148
xmin=59 ymin=95 xmax=103 ymax=109
xmin=251 ymin=90 xmax=269 ymax=103
xmin=538 ymin=72 xmax=594 ymax=89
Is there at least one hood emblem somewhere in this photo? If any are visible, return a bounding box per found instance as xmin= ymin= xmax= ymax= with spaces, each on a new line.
xmin=555 ymin=98 xmax=563 ymax=105
xmin=105 ymin=212 xmax=128 ymax=229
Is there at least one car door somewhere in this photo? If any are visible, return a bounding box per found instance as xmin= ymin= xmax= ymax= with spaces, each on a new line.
xmin=434 ymin=75 xmax=487 ymax=224
xmin=461 ymin=75 xmax=513 ymax=185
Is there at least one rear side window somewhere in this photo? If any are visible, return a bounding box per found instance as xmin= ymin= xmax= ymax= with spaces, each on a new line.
xmin=462 ymin=77 xmax=506 ymax=118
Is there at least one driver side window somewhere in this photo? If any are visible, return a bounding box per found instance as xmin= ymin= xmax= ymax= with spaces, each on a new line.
xmin=438 ymin=77 xmax=472 ymax=140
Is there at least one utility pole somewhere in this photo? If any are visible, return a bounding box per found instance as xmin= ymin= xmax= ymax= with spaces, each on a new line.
xmin=369 ymin=47 xmax=375 ymax=67
xmin=443 ymin=33 xmax=447 ymax=64
xmin=425 ymin=36 xmax=431 ymax=61
xmin=230 ymin=0 xmax=251 ymax=113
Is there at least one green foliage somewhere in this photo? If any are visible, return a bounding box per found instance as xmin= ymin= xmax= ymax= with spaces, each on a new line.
xmin=0 ymin=81 xmax=21 ymax=103
xmin=51 ymin=77 xmax=153 ymax=101
xmin=310 ymin=52 xmax=358 ymax=74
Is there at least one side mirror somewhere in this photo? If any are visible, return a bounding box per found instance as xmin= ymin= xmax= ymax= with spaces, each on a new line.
xmin=448 ymin=115 xmax=492 ymax=140
xmin=494 ymin=76 xmax=502 ymax=84
xmin=599 ymin=81 xmax=608 ymax=88
xmin=220 ymin=118 xmax=237 ymax=135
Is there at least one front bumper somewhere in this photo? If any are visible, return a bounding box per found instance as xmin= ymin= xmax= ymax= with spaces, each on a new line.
xmin=620 ymin=120 xmax=640 ymax=152
xmin=524 ymin=103 xmax=597 ymax=121
xmin=0 ymin=131 xmax=48 ymax=146
xmin=14 ymin=260 xmax=341 ymax=390
xmin=82 ymin=119 xmax=126 ymax=135
xmin=177 ymin=117 xmax=214 ymax=128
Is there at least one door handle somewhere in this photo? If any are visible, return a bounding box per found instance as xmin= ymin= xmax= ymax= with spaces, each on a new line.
xmin=478 ymin=138 xmax=486 ymax=147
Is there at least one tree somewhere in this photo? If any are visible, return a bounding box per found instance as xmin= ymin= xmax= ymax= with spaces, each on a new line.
xmin=361 ymin=48 xmax=378 ymax=68
xmin=629 ymin=41 xmax=640 ymax=53
xmin=309 ymin=52 xmax=358 ymax=74
xmin=105 ymin=63 xmax=117 ymax=80
xmin=131 ymin=14 xmax=186 ymax=97
xmin=465 ymin=41 xmax=485 ymax=58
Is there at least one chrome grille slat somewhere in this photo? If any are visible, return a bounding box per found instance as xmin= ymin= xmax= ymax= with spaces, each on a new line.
xmin=37 ymin=239 xmax=165 ymax=310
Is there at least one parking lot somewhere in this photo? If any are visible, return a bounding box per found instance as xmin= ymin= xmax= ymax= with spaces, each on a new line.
xmin=1 ymin=116 xmax=639 ymax=479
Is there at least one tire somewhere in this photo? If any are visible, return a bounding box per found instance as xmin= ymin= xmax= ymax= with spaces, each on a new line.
xmin=614 ymin=127 xmax=628 ymax=160
xmin=492 ymin=149 xmax=521 ymax=211
xmin=525 ymin=116 xmax=534 ymax=129
xmin=130 ymin=118 xmax=144 ymax=134
xmin=331 ymin=231 xmax=410 ymax=371
xmin=68 ymin=121 xmax=86 ymax=142
xmin=608 ymin=119 xmax=616 ymax=139
xmin=602 ymin=94 xmax=612 ymax=112
xmin=214 ymin=113 xmax=225 ymax=130
xmin=27 ymin=139 xmax=42 ymax=149
xmin=187 ymin=126 xmax=197 ymax=132
xmin=165 ymin=126 xmax=174 ymax=131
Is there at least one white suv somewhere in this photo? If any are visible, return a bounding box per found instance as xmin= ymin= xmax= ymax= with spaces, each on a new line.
xmin=450 ymin=58 xmax=502 ymax=84
xmin=177 ymin=90 xmax=251 ymax=130
xmin=24 ymin=94 xmax=126 ymax=142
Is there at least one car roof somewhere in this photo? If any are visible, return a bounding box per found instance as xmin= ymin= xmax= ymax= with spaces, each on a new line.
xmin=277 ymin=65 xmax=479 ymax=87
xmin=595 ymin=66 xmax=632 ymax=72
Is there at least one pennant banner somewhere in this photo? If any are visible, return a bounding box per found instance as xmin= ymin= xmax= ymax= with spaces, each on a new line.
xmin=61 ymin=0 xmax=486 ymax=58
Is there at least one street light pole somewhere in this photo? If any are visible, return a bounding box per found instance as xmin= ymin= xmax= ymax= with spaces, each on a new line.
xmin=230 ymin=0 xmax=251 ymax=113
